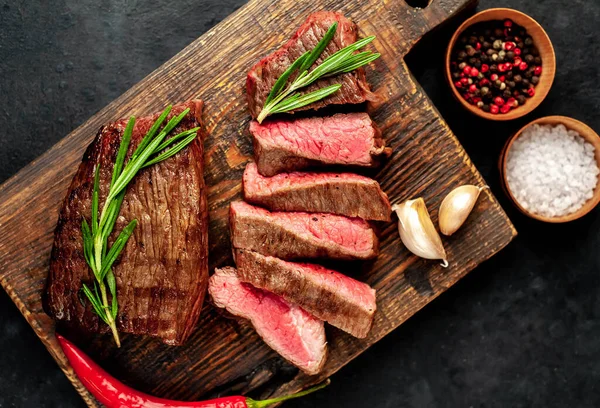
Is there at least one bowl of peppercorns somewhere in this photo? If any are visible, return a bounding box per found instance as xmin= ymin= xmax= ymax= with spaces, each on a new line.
xmin=445 ymin=8 xmax=556 ymax=120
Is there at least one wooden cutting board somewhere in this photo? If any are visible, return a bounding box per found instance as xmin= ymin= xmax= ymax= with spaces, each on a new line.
xmin=0 ymin=0 xmax=516 ymax=406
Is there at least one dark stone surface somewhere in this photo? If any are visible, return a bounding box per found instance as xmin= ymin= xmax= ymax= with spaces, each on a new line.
xmin=1 ymin=0 xmax=599 ymax=406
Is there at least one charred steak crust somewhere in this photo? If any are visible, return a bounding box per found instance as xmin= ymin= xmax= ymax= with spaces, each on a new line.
xmin=209 ymin=267 xmax=327 ymax=375
xmin=234 ymin=249 xmax=377 ymax=338
xmin=250 ymin=112 xmax=391 ymax=177
xmin=44 ymin=100 xmax=208 ymax=346
xmin=229 ymin=201 xmax=379 ymax=261
xmin=243 ymin=162 xmax=392 ymax=221
xmin=246 ymin=11 xmax=376 ymax=119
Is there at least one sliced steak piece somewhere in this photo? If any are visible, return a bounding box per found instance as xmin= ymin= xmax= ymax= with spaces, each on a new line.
xmin=246 ymin=11 xmax=375 ymax=119
xmin=44 ymin=101 xmax=208 ymax=346
xmin=209 ymin=267 xmax=327 ymax=375
xmin=230 ymin=201 xmax=378 ymax=260
xmin=235 ymin=249 xmax=377 ymax=338
xmin=243 ymin=162 xmax=392 ymax=221
xmin=250 ymin=112 xmax=391 ymax=176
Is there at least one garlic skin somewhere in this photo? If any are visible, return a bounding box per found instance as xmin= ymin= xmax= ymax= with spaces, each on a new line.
xmin=439 ymin=185 xmax=488 ymax=236
xmin=392 ymin=198 xmax=448 ymax=267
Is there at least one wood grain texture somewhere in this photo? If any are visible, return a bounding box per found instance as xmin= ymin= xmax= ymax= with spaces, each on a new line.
xmin=0 ymin=0 xmax=516 ymax=406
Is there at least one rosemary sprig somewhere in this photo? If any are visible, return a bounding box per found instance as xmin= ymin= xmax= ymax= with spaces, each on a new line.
xmin=81 ymin=105 xmax=198 ymax=347
xmin=257 ymin=23 xmax=380 ymax=123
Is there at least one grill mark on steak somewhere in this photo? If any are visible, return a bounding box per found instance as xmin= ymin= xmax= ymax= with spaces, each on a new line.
xmin=234 ymin=249 xmax=377 ymax=338
xmin=230 ymin=201 xmax=378 ymax=260
xmin=243 ymin=162 xmax=392 ymax=221
xmin=209 ymin=267 xmax=327 ymax=375
xmin=246 ymin=11 xmax=376 ymax=119
xmin=44 ymin=100 xmax=208 ymax=346
xmin=250 ymin=112 xmax=391 ymax=176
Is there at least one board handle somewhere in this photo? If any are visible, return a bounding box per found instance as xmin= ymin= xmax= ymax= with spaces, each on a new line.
xmin=385 ymin=0 xmax=479 ymax=55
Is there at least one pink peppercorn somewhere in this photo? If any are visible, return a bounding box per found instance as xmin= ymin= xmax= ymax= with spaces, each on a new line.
xmin=519 ymin=62 xmax=528 ymax=71
xmin=500 ymin=104 xmax=511 ymax=114
xmin=470 ymin=67 xmax=479 ymax=77
xmin=490 ymin=104 xmax=500 ymax=114
xmin=469 ymin=84 xmax=478 ymax=93
xmin=514 ymin=48 xmax=522 ymax=56
xmin=494 ymin=96 xmax=505 ymax=106
xmin=534 ymin=66 xmax=542 ymax=76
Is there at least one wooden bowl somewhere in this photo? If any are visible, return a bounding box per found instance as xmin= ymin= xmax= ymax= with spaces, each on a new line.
xmin=499 ymin=116 xmax=600 ymax=223
xmin=445 ymin=8 xmax=556 ymax=121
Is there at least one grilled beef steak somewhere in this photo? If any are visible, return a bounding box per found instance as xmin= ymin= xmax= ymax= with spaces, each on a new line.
xmin=243 ymin=162 xmax=392 ymax=221
xmin=246 ymin=11 xmax=375 ymax=119
xmin=230 ymin=201 xmax=378 ymax=260
xmin=209 ymin=267 xmax=327 ymax=375
xmin=44 ymin=101 xmax=208 ymax=346
xmin=250 ymin=112 xmax=390 ymax=176
xmin=234 ymin=249 xmax=377 ymax=338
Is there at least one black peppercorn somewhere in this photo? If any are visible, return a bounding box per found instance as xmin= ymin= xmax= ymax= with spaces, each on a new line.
xmin=486 ymin=48 xmax=496 ymax=56
xmin=531 ymin=47 xmax=539 ymax=56
xmin=507 ymin=80 xmax=516 ymax=88
xmin=481 ymin=54 xmax=489 ymax=63
xmin=483 ymin=41 xmax=492 ymax=49
xmin=514 ymin=74 xmax=523 ymax=83
xmin=524 ymin=54 xmax=534 ymax=64
xmin=469 ymin=36 xmax=478 ymax=45
xmin=517 ymin=95 xmax=527 ymax=105
xmin=506 ymin=71 xmax=514 ymax=79
xmin=522 ymin=78 xmax=530 ymax=87
xmin=503 ymin=89 xmax=512 ymax=99
xmin=482 ymin=104 xmax=491 ymax=112
xmin=457 ymin=50 xmax=467 ymax=60
xmin=506 ymin=50 xmax=515 ymax=60
xmin=534 ymin=56 xmax=542 ymax=65
xmin=468 ymin=57 xmax=477 ymax=65
xmin=524 ymin=70 xmax=533 ymax=79
xmin=517 ymin=41 xmax=524 ymax=49
xmin=531 ymin=76 xmax=540 ymax=85
xmin=490 ymin=64 xmax=498 ymax=72
xmin=524 ymin=36 xmax=534 ymax=46
xmin=466 ymin=47 xmax=476 ymax=57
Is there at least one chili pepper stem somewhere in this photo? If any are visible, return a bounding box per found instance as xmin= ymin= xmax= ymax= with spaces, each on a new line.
xmin=246 ymin=379 xmax=330 ymax=408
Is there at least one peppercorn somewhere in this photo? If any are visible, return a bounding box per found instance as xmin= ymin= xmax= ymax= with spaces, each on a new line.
xmin=526 ymin=87 xmax=535 ymax=97
xmin=498 ymin=50 xmax=506 ymax=59
xmin=482 ymin=104 xmax=491 ymax=112
xmin=469 ymin=84 xmax=478 ymax=93
xmin=466 ymin=46 xmax=476 ymax=57
xmin=531 ymin=47 xmax=539 ymax=56
xmin=481 ymin=64 xmax=490 ymax=73
xmin=483 ymin=41 xmax=491 ymax=49
xmin=494 ymin=79 xmax=502 ymax=88
xmin=531 ymin=76 xmax=540 ymax=85
xmin=468 ymin=57 xmax=477 ymax=65
xmin=480 ymin=54 xmax=489 ymax=63
xmin=500 ymin=104 xmax=511 ymax=114
xmin=534 ymin=56 xmax=542 ymax=65
xmin=506 ymin=71 xmax=514 ymax=79
xmin=494 ymin=28 xmax=504 ymax=37
xmin=477 ymin=101 xmax=484 ymax=108
xmin=524 ymin=70 xmax=533 ymax=79
xmin=459 ymin=62 xmax=467 ymax=70
xmin=493 ymin=39 xmax=503 ymax=50
xmin=474 ymin=60 xmax=482 ymax=69
xmin=524 ymin=36 xmax=533 ymax=46
xmin=490 ymin=73 xmax=499 ymax=81
xmin=503 ymin=89 xmax=513 ymax=99
xmin=480 ymin=86 xmax=490 ymax=96
xmin=486 ymin=48 xmax=496 ymax=56
xmin=460 ymin=36 xmax=468 ymax=44
xmin=522 ymin=78 xmax=530 ymax=87
xmin=524 ymin=54 xmax=534 ymax=64
xmin=499 ymin=82 xmax=507 ymax=91
xmin=507 ymin=80 xmax=516 ymax=88
xmin=506 ymin=50 xmax=515 ymax=60
xmin=514 ymin=48 xmax=522 ymax=56
xmin=457 ymin=50 xmax=468 ymax=60
xmin=490 ymin=104 xmax=500 ymax=114
xmin=491 ymin=53 xmax=499 ymax=61
xmin=517 ymin=95 xmax=527 ymax=105
xmin=468 ymin=36 xmax=478 ymax=45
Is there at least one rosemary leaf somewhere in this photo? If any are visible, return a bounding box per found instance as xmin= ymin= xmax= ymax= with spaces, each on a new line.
xmin=271 ymin=84 xmax=342 ymax=115
xmin=265 ymin=52 xmax=310 ymax=106
xmin=300 ymin=23 xmax=337 ymax=72
xmin=131 ymin=106 xmax=171 ymax=163
xmin=91 ymin=165 xmax=100 ymax=235
xmin=143 ymin=133 xmax=197 ymax=168
xmin=106 ymin=270 xmax=118 ymax=319
xmin=82 ymin=284 xmax=108 ymax=324
xmin=153 ymin=127 xmax=199 ymax=154
xmin=325 ymin=52 xmax=381 ymax=77
xmin=111 ymin=117 xmax=135 ymax=188
xmin=81 ymin=219 xmax=94 ymax=269
xmin=99 ymin=219 xmax=137 ymax=280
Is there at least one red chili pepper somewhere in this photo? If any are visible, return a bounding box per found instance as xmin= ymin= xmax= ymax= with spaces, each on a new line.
xmin=57 ymin=334 xmax=329 ymax=408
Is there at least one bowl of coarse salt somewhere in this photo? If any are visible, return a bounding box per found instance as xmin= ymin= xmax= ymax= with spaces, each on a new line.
xmin=500 ymin=116 xmax=600 ymax=223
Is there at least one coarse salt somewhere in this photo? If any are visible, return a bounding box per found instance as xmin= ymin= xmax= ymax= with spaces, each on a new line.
xmin=506 ymin=124 xmax=599 ymax=218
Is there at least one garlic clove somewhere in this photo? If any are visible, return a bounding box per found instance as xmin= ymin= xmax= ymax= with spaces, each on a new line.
xmin=439 ymin=185 xmax=488 ymax=236
xmin=392 ymin=198 xmax=448 ymax=267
